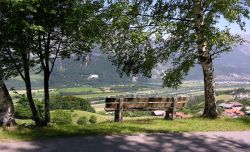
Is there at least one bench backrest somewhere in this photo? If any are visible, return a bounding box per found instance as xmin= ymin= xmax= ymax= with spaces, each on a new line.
xmin=105 ymin=97 xmax=188 ymax=111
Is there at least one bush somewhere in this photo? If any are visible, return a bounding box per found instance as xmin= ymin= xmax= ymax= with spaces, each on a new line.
xmin=89 ymin=115 xmax=97 ymax=124
xmin=50 ymin=95 xmax=95 ymax=112
xmin=77 ymin=116 xmax=88 ymax=125
xmin=14 ymin=95 xmax=44 ymax=120
xmin=51 ymin=110 xmax=72 ymax=125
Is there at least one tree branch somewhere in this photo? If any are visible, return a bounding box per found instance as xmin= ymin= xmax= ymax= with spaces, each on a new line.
xmin=123 ymin=14 xmax=193 ymax=22
xmin=5 ymin=47 xmax=25 ymax=81
xmin=49 ymin=38 xmax=62 ymax=75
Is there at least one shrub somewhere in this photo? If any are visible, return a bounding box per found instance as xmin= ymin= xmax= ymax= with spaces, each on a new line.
xmin=77 ymin=116 xmax=88 ymax=125
xmin=50 ymin=95 xmax=95 ymax=112
xmin=14 ymin=95 xmax=44 ymax=120
xmin=89 ymin=115 xmax=97 ymax=124
xmin=51 ymin=110 xmax=72 ymax=125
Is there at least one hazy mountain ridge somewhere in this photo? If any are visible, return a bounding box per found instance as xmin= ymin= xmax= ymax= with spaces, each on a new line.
xmin=6 ymin=37 xmax=250 ymax=89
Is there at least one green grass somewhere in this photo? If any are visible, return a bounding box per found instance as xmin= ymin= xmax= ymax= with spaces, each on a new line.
xmin=93 ymin=103 xmax=105 ymax=112
xmin=216 ymin=94 xmax=233 ymax=102
xmin=1 ymin=117 xmax=250 ymax=142
xmin=69 ymin=110 xmax=112 ymax=124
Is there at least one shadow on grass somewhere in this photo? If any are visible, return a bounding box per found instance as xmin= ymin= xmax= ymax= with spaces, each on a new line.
xmin=1 ymin=131 xmax=250 ymax=152
xmin=238 ymin=116 xmax=250 ymax=125
xmin=2 ymin=117 xmax=250 ymax=141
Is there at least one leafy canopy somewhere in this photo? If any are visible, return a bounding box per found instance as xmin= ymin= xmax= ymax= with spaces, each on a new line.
xmin=102 ymin=0 xmax=250 ymax=88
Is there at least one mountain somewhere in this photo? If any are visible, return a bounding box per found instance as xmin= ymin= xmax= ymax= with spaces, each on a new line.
xmin=154 ymin=35 xmax=250 ymax=81
xmin=6 ymin=35 xmax=250 ymax=89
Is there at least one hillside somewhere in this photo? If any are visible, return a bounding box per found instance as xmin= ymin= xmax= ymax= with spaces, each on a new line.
xmin=6 ymin=37 xmax=250 ymax=89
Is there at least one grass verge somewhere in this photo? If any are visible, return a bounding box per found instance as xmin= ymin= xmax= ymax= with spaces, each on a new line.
xmin=1 ymin=117 xmax=250 ymax=142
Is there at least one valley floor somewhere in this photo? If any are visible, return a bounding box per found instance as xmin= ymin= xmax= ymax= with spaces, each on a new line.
xmin=1 ymin=131 xmax=250 ymax=152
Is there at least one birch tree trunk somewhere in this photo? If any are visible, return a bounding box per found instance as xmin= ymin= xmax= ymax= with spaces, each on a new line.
xmin=193 ymin=0 xmax=218 ymax=118
xmin=201 ymin=58 xmax=217 ymax=118
xmin=0 ymin=79 xmax=16 ymax=126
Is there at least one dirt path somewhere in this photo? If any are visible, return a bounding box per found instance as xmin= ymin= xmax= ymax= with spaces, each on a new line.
xmin=1 ymin=131 xmax=250 ymax=152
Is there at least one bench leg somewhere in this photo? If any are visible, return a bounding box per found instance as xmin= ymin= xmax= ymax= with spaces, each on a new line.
xmin=164 ymin=111 xmax=170 ymax=119
xmin=171 ymin=110 xmax=176 ymax=120
xmin=114 ymin=110 xmax=123 ymax=122
xmin=171 ymin=97 xmax=177 ymax=120
xmin=114 ymin=98 xmax=123 ymax=122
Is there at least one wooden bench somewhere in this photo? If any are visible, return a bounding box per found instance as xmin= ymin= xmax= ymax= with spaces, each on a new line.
xmin=105 ymin=96 xmax=188 ymax=122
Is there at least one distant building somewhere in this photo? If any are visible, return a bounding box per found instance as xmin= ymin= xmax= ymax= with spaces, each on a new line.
xmin=234 ymin=93 xmax=250 ymax=99
xmin=152 ymin=110 xmax=165 ymax=116
xmin=219 ymin=102 xmax=243 ymax=110
xmin=245 ymin=111 xmax=250 ymax=116
xmin=152 ymin=111 xmax=192 ymax=119
xmin=245 ymin=106 xmax=250 ymax=111
xmin=88 ymin=74 xmax=99 ymax=80
xmin=223 ymin=109 xmax=245 ymax=118
xmin=229 ymin=102 xmax=243 ymax=110
xmin=219 ymin=103 xmax=232 ymax=109
xmin=176 ymin=112 xmax=193 ymax=119
xmin=219 ymin=102 xmax=245 ymax=117
xmin=132 ymin=76 xmax=138 ymax=82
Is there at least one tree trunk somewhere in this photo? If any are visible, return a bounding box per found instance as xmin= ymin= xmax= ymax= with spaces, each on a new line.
xmin=22 ymin=53 xmax=42 ymax=126
xmin=193 ymin=0 xmax=218 ymax=118
xmin=200 ymin=58 xmax=218 ymax=118
xmin=44 ymin=68 xmax=50 ymax=125
xmin=0 ymin=79 xmax=16 ymax=126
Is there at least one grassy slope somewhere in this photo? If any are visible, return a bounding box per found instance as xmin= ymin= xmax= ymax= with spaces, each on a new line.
xmin=216 ymin=95 xmax=233 ymax=102
xmin=93 ymin=104 xmax=105 ymax=112
xmin=70 ymin=110 xmax=112 ymax=123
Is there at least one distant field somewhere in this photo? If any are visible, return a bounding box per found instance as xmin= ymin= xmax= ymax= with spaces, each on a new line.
xmin=59 ymin=87 xmax=101 ymax=93
xmin=216 ymin=95 xmax=233 ymax=102
xmin=9 ymin=85 xmax=250 ymax=102
xmin=93 ymin=103 xmax=105 ymax=112
xmin=75 ymin=92 xmax=129 ymax=99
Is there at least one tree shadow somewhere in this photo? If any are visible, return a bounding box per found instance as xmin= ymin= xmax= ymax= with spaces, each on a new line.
xmin=1 ymin=130 xmax=250 ymax=152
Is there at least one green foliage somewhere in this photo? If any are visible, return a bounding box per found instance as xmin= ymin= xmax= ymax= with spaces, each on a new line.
xmin=14 ymin=96 xmax=44 ymax=120
xmin=217 ymin=100 xmax=225 ymax=104
xmin=89 ymin=115 xmax=97 ymax=124
xmin=186 ymin=95 xmax=205 ymax=108
xmin=51 ymin=110 xmax=72 ymax=125
xmin=102 ymin=1 xmax=250 ymax=88
xmin=216 ymin=88 xmax=250 ymax=96
xmin=77 ymin=116 xmax=88 ymax=125
xmin=233 ymin=88 xmax=250 ymax=95
xmin=50 ymin=95 xmax=95 ymax=113
xmin=234 ymin=98 xmax=250 ymax=107
xmin=217 ymin=107 xmax=224 ymax=116
xmin=1 ymin=0 xmax=106 ymax=125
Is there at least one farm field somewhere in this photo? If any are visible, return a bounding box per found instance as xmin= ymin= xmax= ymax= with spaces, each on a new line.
xmin=216 ymin=95 xmax=233 ymax=102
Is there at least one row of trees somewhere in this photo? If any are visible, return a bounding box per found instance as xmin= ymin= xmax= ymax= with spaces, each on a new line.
xmin=0 ymin=0 xmax=105 ymax=126
xmin=1 ymin=0 xmax=249 ymax=126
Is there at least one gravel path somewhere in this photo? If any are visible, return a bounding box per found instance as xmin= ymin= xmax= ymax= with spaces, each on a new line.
xmin=1 ymin=131 xmax=250 ymax=152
